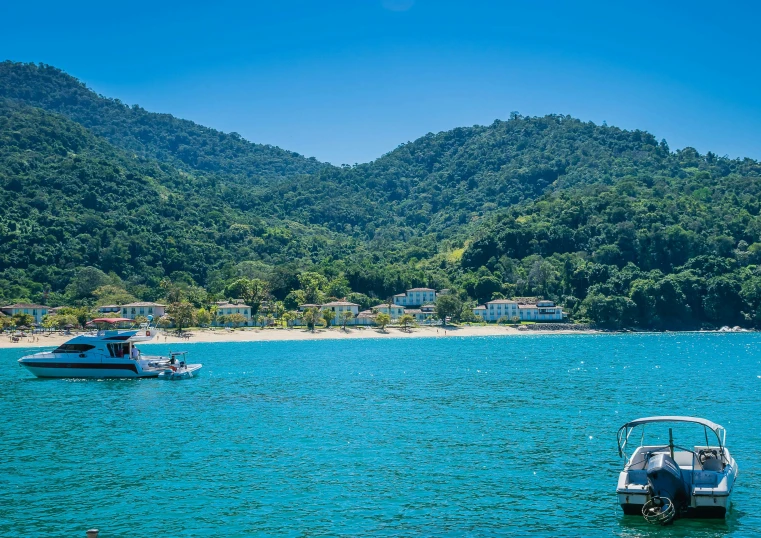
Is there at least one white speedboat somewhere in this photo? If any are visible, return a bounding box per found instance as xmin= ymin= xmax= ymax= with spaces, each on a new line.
xmin=157 ymin=351 xmax=202 ymax=380
xmin=616 ymin=416 xmax=738 ymax=524
xmin=17 ymin=318 xmax=201 ymax=379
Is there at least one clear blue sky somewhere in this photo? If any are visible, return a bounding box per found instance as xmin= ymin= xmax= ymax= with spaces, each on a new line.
xmin=2 ymin=0 xmax=760 ymax=165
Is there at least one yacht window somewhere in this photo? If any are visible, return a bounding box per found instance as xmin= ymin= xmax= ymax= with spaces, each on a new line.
xmin=53 ymin=344 xmax=96 ymax=353
xmin=106 ymin=343 xmax=127 ymax=358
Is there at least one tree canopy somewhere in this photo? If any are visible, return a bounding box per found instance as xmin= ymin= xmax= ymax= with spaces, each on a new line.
xmin=2 ymin=61 xmax=761 ymax=330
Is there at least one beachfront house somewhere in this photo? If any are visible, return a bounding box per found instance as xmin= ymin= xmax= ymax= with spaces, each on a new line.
xmin=518 ymin=300 xmax=564 ymax=321
xmin=120 ymin=302 xmax=166 ymax=320
xmin=356 ymin=309 xmax=376 ymax=326
xmin=321 ymin=301 xmax=360 ymax=325
xmin=213 ymin=302 xmax=253 ymax=326
xmin=393 ymin=288 xmax=437 ymax=307
xmin=408 ymin=303 xmax=437 ymax=323
xmin=403 ymin=308 xmax=435 ymax=323
xmin=0 ymin=303 xmax=49 ymax=324
xmin=473 ymin=299 xmax=564 ymax=322
xmin=372 ymin=304 xmax=405 ymax=320
xmin=472 ymin=299 xmax=519 ymax=322
xmin=97 ymin=305 xmax=122 ymax=315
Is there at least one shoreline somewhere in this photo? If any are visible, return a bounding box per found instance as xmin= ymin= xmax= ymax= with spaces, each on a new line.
xmin=0 ymin=325 xmax=600 ymax=349
xmin=2 ymin=325 xmax=754 ymax=350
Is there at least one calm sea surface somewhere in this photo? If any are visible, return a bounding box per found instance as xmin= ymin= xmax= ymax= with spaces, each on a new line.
xmin=1 ymin=333 xmax=759 ymax=537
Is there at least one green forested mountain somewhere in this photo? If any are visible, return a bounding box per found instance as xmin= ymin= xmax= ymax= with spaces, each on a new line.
xmin=0 ymin=62 xmax=325 ymax=181
xmin=0 ymin=100 xmax=353 ymax=304
xmin=462 ymin=154 xmax=761 ymax=328
xmin=2 ymin=60 xmax=761 ymax=329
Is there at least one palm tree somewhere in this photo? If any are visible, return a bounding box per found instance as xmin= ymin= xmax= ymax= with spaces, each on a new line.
xmin=341 ymin=310 xmax=354 ymax=330
xmin=399 ymin=313 xmax=415 ymax=332
xmin=302 ymin=308 xmax=317 ymax=332
xmin=321 ymin=309 xmax=333 ymax=329
xmin=375 ymin=313 xmax=391 ymax=331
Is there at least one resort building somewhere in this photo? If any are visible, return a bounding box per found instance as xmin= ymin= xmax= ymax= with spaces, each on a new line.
xmin=213 ymin=302 xmax=252 ymax=326
xmin=321 ymin=301 xmax=360 ymax=325
xmin=403 ymin=308 xmax=434 ymax=323
xmin=97 ymin=305 xmax=122 ymax=315
xmin=120 ymin=302 xmax=166 ymax=320
xmin=518 ymin=300 xmax=565 ymax=322
xmin=473 ymin=299 xmax=564 ymax=322
xmin=0 ymin=303 xmax=49 ymax=324
xmin=298 ymin=303 xmax=321 ymax=312
xmin=393 ymin=288 xmax=438 ymax=307
xmin=355 ymin=310 xmax=376 ymax=326
xmin=372 ymin=304 xmax=405 ymax=320
xmin=421 ymin=304 xmax=436 ymax=314
xmin=473 ymin=299 xmax=519 ymax=322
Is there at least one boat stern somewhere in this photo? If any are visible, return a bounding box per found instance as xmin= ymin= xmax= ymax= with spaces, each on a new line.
xmin=617 ymin=471 xmax=649 ymax=515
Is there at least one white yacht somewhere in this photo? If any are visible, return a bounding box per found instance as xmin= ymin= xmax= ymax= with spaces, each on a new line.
xmin=18 ymin=318 xmax=202 ymax=379
xmin=616 ymin=416 xmax=738 ymax=524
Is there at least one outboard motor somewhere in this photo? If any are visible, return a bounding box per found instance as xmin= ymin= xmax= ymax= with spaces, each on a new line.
xmin=642 ymin=453 xmax=687 ymax=524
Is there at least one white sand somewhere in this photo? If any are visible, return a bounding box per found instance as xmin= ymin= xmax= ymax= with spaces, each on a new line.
xmin=0 ymin=325 xmax=596 ymax=349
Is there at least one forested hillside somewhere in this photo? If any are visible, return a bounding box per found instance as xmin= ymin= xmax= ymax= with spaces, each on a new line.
xmin=0 ymin=62 xmax=325 ymax=181
xmin=2 ymin=60 xmax=761 ymax=329
xmin=0 ymin=100 xmax=354 ymax=305
xmin=463 ymin=153 xmax=761 ymax=328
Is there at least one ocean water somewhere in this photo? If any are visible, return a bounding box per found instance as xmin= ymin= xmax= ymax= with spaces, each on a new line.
xmin=1 ymin=333 xmax=759 ymax=537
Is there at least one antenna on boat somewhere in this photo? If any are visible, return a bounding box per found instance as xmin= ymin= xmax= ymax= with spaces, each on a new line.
xmin=668 ymin=428 xmax=674 ymax=459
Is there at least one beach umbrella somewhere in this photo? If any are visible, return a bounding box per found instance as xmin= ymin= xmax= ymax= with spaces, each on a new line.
xmin=64 ymin=324 xmax=74 ymax=329
xmin=17 ymin=325 xmax=29 ymax=330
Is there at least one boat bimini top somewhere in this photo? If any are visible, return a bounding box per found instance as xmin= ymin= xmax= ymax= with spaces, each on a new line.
xmin=617 ymin=416 xmax=726 ymax=460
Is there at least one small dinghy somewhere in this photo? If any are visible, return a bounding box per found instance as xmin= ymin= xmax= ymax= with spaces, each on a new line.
xmin=157 ymin=352 xmax=202 ymax=380
xmin=616 ymin=416 xmax=738 ymax=524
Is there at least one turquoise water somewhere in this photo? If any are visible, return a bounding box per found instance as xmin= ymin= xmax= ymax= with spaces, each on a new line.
xmin=1 ymin=333 xmax=759 ymax=537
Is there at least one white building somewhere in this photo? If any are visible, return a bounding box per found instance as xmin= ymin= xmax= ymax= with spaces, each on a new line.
xmin=97 ymin=305 xmax=122 ymax=315
xmin=372 ymin=304 xmax=405 ymax=320
xmin=518 ymin=300 xmax=564 ymax=322
xmin=0 ymin=303 xmax=49 ymax=324
xmin=214 ymin=302 xmax=253 ymax=326
xmin=473 ymin=299 xmax=519 ymax=322
xmin=473 ymin=299 xmax=564 ymax=322
xmin=321 ymin=301 xmax=360 ymax=325
xmin=404 ymin=308 xmax=436 ymax=323
xmin=355 ymin=309 xmax=376 ymax=326
xmin=120 ymin=302 xmax=166 ymax=320
xmin=393 ymin=288 xmax=437 ymax=307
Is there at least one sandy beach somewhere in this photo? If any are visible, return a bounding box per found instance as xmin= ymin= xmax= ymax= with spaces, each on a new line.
xmin=0 ymin=325 xmax=597 ymax=349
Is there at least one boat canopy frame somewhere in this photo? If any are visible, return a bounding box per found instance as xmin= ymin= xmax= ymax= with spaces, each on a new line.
xmin=617 ymin=416 xmax=726 ymax=460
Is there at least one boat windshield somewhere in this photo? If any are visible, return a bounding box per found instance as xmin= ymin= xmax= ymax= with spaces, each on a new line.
xmin=617 ymin=418 xmax=725 ymax=460
xmin=52 ymin=343 xmax=96 ymax=354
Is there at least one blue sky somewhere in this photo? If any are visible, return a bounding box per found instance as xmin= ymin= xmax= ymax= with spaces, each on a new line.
xmin=2 ymin=0 xmax=759 ymax=164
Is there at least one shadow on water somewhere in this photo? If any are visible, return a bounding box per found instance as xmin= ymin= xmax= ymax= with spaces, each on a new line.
xmin=615 ymin=506 xmax=743 ymax=538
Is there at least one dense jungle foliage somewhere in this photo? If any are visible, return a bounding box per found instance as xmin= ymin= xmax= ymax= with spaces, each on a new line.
xmin=2 ymin=60 xmax=761 ymax=329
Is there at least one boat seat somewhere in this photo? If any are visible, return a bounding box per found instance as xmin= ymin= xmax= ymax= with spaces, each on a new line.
xmin=673 ymin=451 xmax=694 ymax=469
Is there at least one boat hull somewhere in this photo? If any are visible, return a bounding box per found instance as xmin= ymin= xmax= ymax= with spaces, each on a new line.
xmin=619 ymin=494 xmax=731 ymax=519
xmin=157 ymin=364 xmax=202 ymax=380
xmin=19 ymin=361 xmax=159 ymax=379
